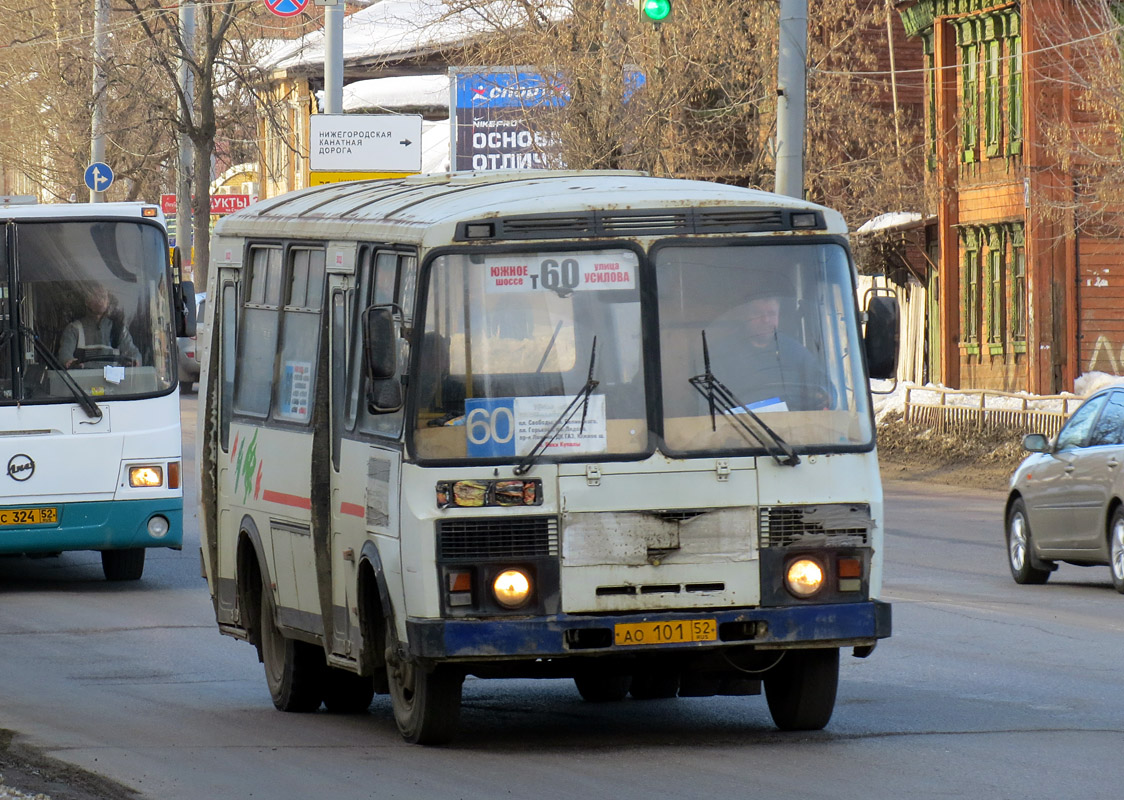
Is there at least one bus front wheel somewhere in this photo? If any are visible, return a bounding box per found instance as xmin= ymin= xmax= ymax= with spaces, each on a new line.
xmin=764 ymin=648 xmax=839 ymax=731
xmin=385 ymin=618 xmax=463 ymax=744
xmin=260 ymin=580 xmax=324 ymax=712
xmin=102 ymin=548 xmax=145 ymax=581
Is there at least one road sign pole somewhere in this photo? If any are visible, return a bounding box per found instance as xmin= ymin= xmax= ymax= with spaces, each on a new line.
xmin=323 ymin=1 xmax=343 ymax=114
xmin=89 ymin=0 xmax=109 ymax=202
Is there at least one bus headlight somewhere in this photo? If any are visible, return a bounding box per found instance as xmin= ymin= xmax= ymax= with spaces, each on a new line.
xmin=492 ymin=569 xmax=532 ymax=609
xmin=785 ymin=558 xmax=824 ymax=598
xmin=129 ymin=466 xmax=164 ymax=487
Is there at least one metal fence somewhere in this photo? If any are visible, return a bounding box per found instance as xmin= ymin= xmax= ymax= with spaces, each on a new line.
xmin=902 ymin=387 xmax=1082 ymax=437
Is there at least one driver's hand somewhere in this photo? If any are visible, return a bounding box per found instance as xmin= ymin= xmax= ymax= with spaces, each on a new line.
xmin=64 ymin=358 xmax=76 ymax=368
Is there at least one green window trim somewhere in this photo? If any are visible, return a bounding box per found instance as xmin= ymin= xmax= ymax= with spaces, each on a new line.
xmin=1007 ymin=33 xmax=1023 ymax=156
xmin=1010 ymin=224 xmax=1027 ymax=343
xmin=986 ymin=242 xmax=1004 ymax=343
xmin=961 ymin=41 xmax=979 ymax=162
xmin=962 ymin=229 xmax=980 ymax=344
xmin=984 ymin=39 xmax=1002 ymax=157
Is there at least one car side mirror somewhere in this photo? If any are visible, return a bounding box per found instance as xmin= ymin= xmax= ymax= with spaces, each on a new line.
xmin=864 ymin=293 xmax=899 ymax=380
xmin=363 ymin=305 xmax=403 ymax=413
xmin=1022 ymin=433 xmax=1051 ymax=453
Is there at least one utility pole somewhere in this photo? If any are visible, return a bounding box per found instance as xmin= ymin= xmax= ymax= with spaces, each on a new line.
xmin=323 ymin=1 xmax=344 ymax=114
xmin=89 ymin=0 xmax=109 ymax=202
xmin=774 ymin=0 xmax=808 ymax=199
xmin=177 ymin=0 xmax=195 ymax=266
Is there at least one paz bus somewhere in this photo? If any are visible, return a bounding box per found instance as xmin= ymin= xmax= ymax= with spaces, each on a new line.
xmin=197 ymin=171 xmax=898 ymax=744
xmin=0 ymin=198 xmax=193 ymax=580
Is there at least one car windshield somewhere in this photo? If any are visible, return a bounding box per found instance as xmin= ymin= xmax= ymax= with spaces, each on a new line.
xmin=413 ymin=248 xmax=647 ymax=463
xmin=656 ymin=241 xmax=872 ymax=454
xmin=0 ymin=219 xmax=176 ymax=402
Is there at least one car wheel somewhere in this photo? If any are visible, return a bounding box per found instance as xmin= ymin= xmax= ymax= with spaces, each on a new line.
xmin=1109 ymin=507 xmax=1124 ymax=594
xmin=1006 ymin=498 xmax=1051 ymax=585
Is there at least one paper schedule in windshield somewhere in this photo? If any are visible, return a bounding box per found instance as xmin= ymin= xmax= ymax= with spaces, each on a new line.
xmin=730 ymin=397 xmax=789 ymax=414
xmin=465 ymin=395 xmax=608 ymax=457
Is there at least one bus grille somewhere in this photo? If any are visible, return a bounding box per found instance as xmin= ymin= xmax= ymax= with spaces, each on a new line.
xmin=757 ymin=504 xmax=872 ymax=548
xmin=438 ymin=516 xmax=559 ymax=560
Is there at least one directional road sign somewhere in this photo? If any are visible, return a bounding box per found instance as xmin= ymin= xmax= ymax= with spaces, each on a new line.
xmin=264 ymin=0 xmax=308 ymax=16
xmin=309 ymin=115 xmax=423 ymax=174
xmin=84 ymin=162 xmax=114 ymax=193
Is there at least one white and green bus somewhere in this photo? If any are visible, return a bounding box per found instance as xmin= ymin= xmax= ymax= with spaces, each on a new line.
xmin=197 ymin=171 xmax=898 ymax=744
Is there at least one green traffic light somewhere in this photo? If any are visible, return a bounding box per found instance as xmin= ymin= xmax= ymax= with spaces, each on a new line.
xmin=641 ymin=0 xmax=671 ymax=21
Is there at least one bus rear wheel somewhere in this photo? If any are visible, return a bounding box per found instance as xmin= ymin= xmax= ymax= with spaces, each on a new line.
xmin=321 ymin=668 xmax=375 ymax=713
xmin=260 ymin=581 xmax=324 ymax=712
xmin=101 ymin=548 xmax=145 ymax=581
xmin=385 ymin=618 xmax=462 ymax=744
xmin=764 ymin=648 xmax=839 ymax=731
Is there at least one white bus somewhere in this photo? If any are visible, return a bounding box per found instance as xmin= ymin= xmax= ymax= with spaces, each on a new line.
xmin=197 ymin=171 xmax=898 ymax=744
xmin=0 ymin=199 xmax=193 ymax=580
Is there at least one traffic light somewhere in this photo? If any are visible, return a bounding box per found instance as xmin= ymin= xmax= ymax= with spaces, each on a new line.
xmin=638 ymin=0 xmax=671 ymax=23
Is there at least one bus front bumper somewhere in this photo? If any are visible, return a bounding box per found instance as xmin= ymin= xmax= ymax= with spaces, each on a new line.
xmin=0 ymin=498 xmax=184 ymax=555
xmin=407 ymin=599 xmax=891 ymax=660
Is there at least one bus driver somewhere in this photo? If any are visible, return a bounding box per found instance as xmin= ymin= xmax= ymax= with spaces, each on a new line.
xmin=58 ymin=283 xmax=142 ymax=368
xmin=709 ymin=289 xmax=832 ymax=412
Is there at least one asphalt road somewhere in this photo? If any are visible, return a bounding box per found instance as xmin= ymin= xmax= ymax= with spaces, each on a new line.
xmin=1 ymin=396 xmax=1122 ymax=799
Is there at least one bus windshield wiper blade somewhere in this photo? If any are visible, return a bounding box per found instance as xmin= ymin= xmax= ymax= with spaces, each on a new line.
xmin=514 ymin=337 xmax=598 ymax=476
xmin=20 ymin=324 xmax=102 ymax=420
xmin=688 ymin=331 xmax=798 ymax=467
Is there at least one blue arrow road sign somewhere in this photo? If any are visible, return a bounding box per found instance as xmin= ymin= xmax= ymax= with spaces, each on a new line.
xmin=84 ymin=162 xmax=114 ymax=193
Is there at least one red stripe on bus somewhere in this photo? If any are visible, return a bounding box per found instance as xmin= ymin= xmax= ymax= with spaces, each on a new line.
xmin=340 ymin=502 xmax=365 ymax=518
xmin=262 ymin=490 xmax=311 ymax=510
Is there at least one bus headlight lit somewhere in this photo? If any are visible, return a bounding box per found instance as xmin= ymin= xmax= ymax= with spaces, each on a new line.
xmin=785 ymin=558 xmax=824 ymax=598
xmin=492 ymin=569 xmax=532 ymax=609
xmin=129 ymin=466 xmax=164 ymax=488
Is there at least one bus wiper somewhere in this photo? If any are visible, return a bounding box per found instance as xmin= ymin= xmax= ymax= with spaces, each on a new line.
xmin=688 ymin=331 xmax=798 ymax=467
xmin=20 ymin=324 xmax=102 ymax=420
xmin=514 ymin=337 xmax=598 ymax=476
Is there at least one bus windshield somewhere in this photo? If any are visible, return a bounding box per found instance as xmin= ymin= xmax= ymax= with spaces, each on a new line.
xmin=657 ymin=241 xmax=872 ymax=454
xmin=414 ymin=248 xmax=648 ymax=461
xmin=0 ymin=219 xmax=176 ymax=403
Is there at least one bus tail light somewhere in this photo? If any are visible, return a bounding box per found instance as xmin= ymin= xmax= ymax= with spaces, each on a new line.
xmin=129 ymin=465 xmax=164 ymax=488
xmin=168 ymin=461 xmax=180 ymax=489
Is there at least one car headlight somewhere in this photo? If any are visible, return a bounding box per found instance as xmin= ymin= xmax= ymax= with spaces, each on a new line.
xmin=492 ymin=569 xmax=532 ymax=609
xmin=785 ymin=558 xmax=824 ymax=598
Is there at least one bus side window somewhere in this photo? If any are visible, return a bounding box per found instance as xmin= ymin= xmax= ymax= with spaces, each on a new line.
xmin=220 ymin=281 xmax=237 ymax=449
xmin=233 ymin=246 xmax=282 ymax=418
xmin=273 ymin=247 xmax=324 ymax=424
xmin=355 ymin=250 xmax=410 ymax=436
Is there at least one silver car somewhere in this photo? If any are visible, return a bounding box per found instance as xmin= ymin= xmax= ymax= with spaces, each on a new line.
xmin=176 ymin=292 xmax=206 ymax=391
xmin=1005 ymin=386 xmax=1124 ymax=592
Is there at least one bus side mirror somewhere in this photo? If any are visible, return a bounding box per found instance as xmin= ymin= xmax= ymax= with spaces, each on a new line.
xmin=176 ymin=280 xmax=197 ymax=338
xmin=363 ymin=306 xmax=403 ymax=413
xmin=864 ymin=293 xmax=899 ymax=380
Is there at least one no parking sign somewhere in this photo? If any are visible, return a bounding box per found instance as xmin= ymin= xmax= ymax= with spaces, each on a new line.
xmin=264 ymin=0 xmax=307 ymax=16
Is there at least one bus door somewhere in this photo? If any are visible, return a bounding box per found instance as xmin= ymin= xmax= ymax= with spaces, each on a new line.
xmin=328 ymin=247 xmax=416 ymax=658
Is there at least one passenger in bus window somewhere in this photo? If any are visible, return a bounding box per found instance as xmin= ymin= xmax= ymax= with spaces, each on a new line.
xmin=58 ymin=283 xmax=142 ymax=368
xmin=710 ymin=289 xmax=832 ymax=412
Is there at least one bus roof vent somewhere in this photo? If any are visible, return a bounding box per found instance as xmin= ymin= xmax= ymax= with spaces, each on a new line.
xmin=696 ymin=208 xmax=787 ymax=232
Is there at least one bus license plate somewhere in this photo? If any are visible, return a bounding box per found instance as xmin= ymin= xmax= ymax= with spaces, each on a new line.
xmin=614 ymin=619 xmax=718 ymax=646
xmin=0 ymin=507 xmax=58 ymax=526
